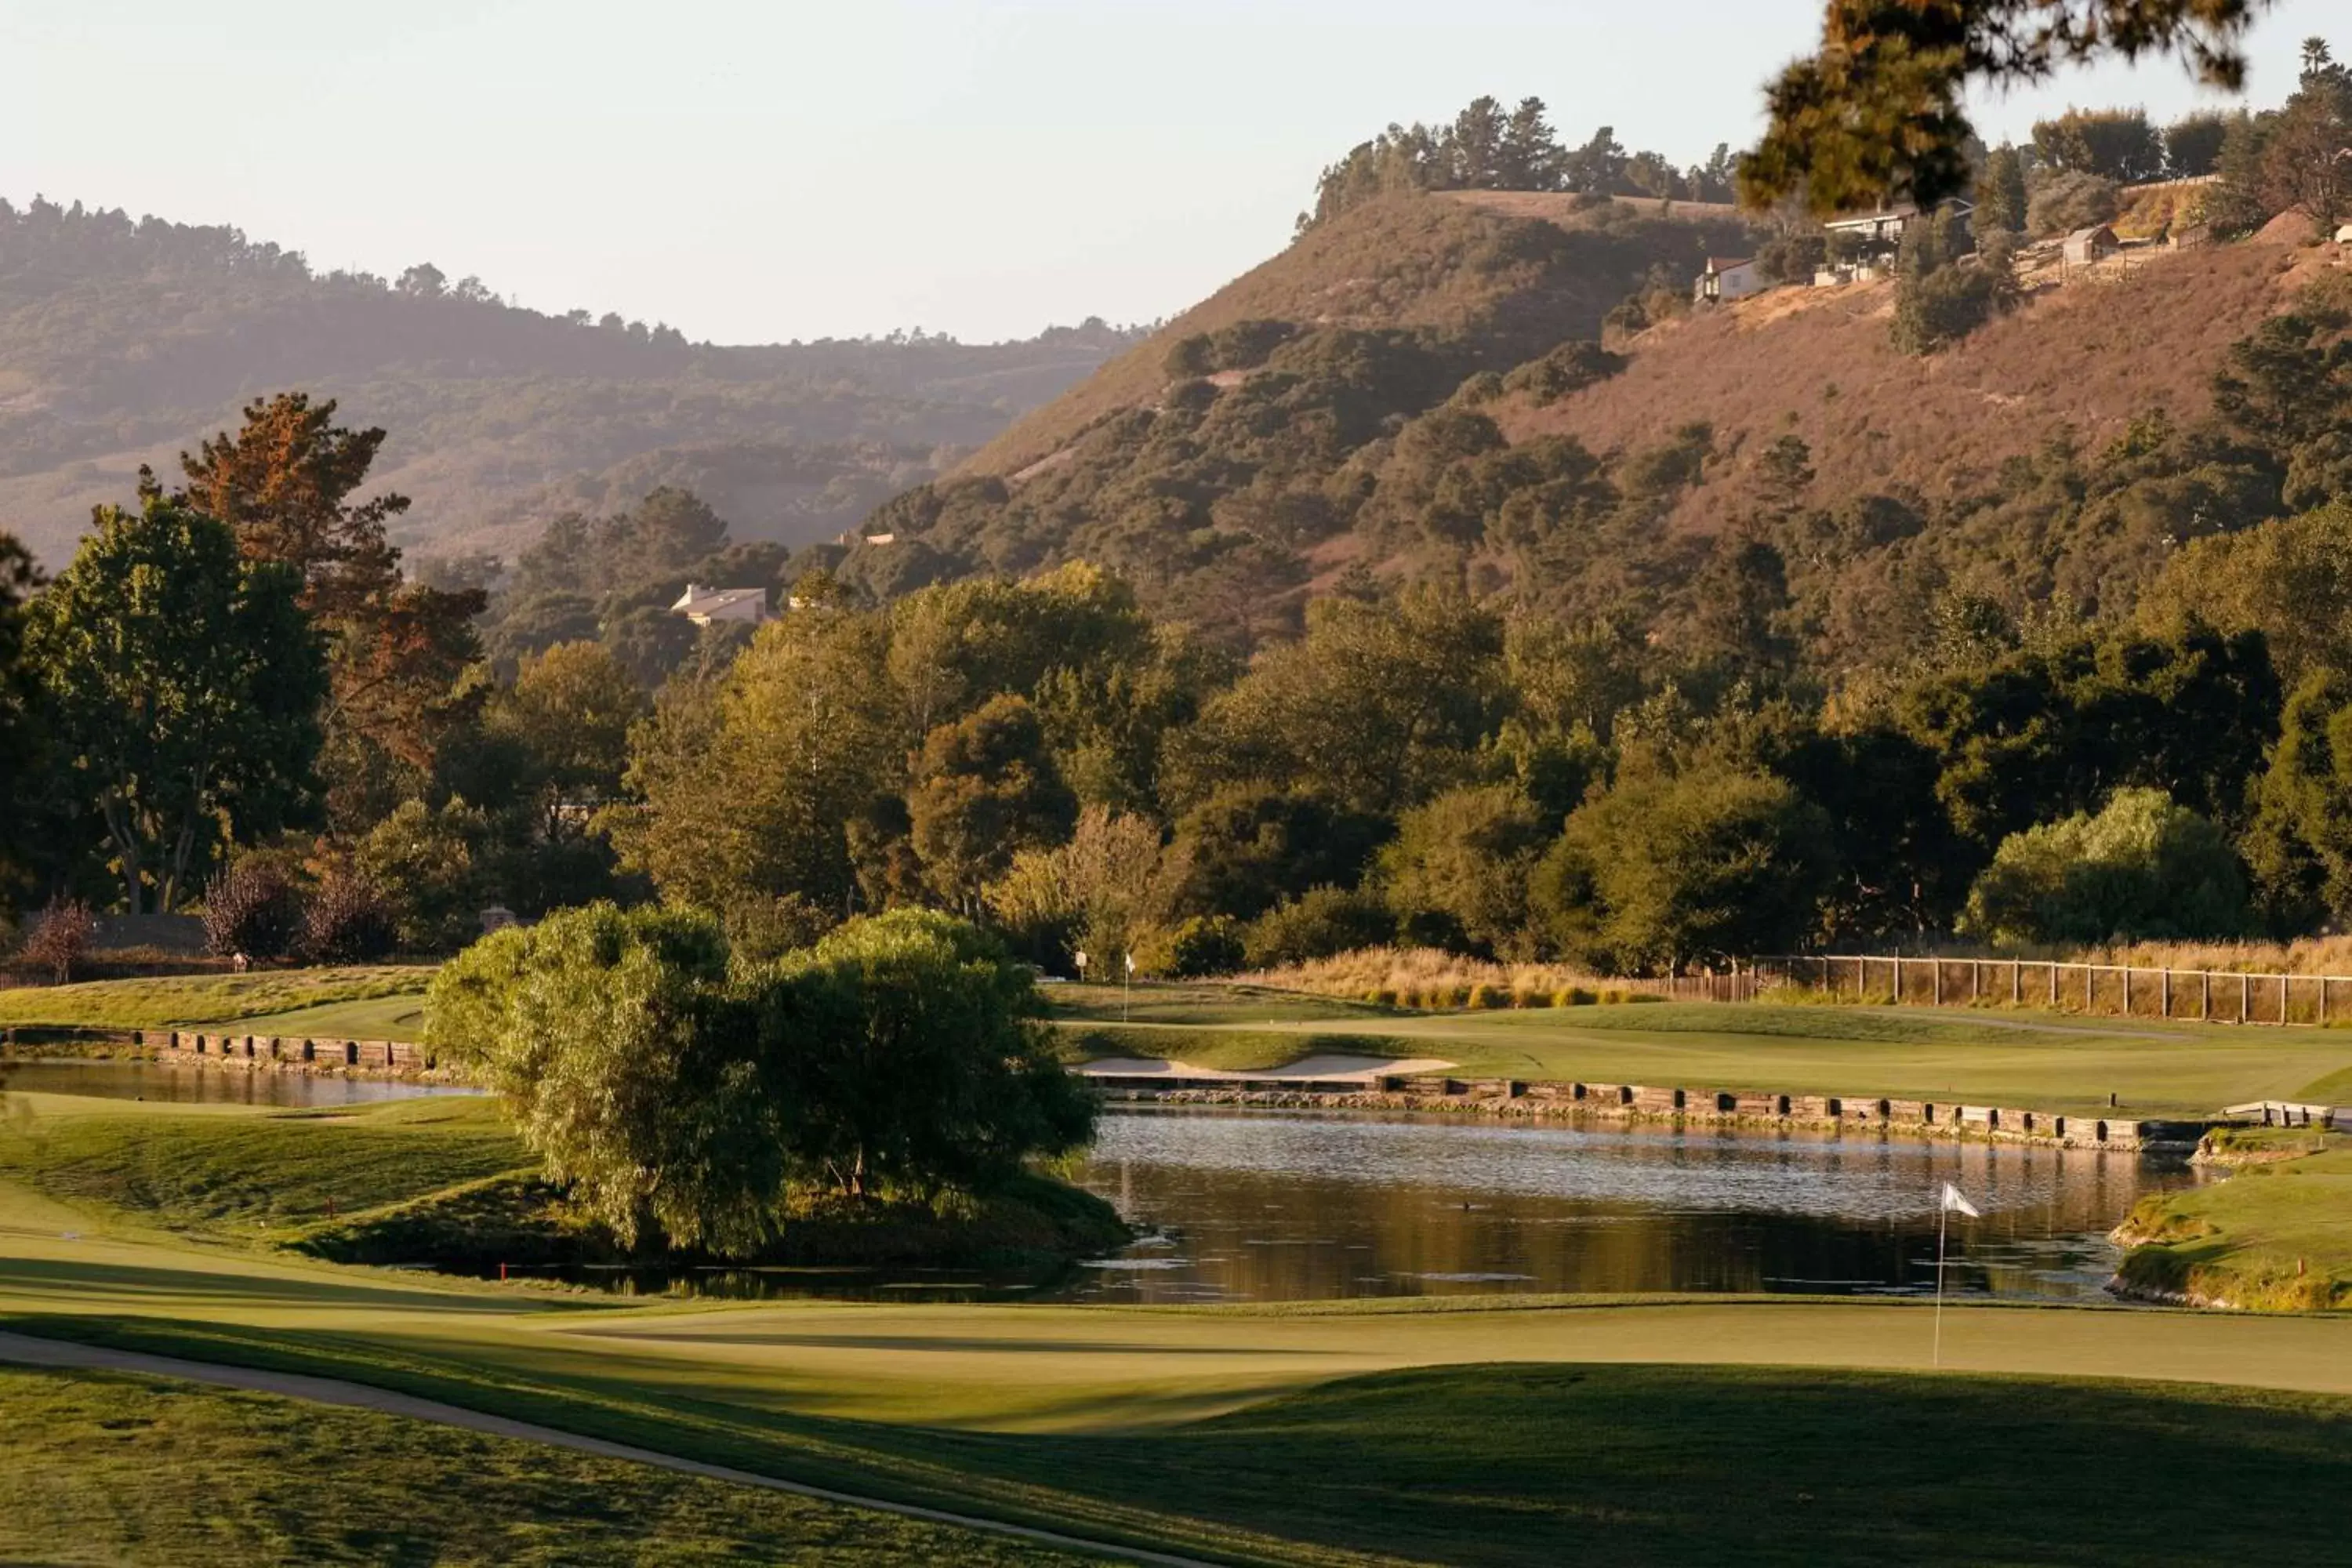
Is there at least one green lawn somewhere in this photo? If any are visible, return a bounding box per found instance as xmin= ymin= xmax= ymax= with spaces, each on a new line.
xmin=1055 ymin=1022 xmax=1425 ymax=1072
xmin=0 ymin=967 xmax=434 ymax=1033
xmin=0 ymin=1094 xmax=526 ymax=1238
xmin=221 ymin=993 xmax=432 ymax=1041
xmin=2118 ymin=1136 xmax=2352 ymax=1310
xmin=1076 ymin=993 xmax=2352 ymax=1118
xmin=0 ymin=1365 xmax=1087 ymax=1567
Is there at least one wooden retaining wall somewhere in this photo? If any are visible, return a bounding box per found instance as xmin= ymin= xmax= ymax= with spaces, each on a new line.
xmin=1104 ymin=1072 xmax=2202 ymax=1151
xmin=162 ymin=1029 xmax=434 ymax=1071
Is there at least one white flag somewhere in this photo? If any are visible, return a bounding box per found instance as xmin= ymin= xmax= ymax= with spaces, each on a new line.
xmin=1124 ymin=952 xmax=1137 ymax=973
xmin=1940 ymin=1182 xmax=1980 ymax=1218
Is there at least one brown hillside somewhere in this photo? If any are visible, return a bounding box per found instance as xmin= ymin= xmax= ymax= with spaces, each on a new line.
xmin=1499 ymin=236 xmax=2317 ymax=541
xmin=958 ymin=192 xmax=1757 ymax=479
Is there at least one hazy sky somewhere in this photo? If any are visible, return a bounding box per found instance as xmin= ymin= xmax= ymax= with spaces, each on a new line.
xmin=1 ymin=1 xmax=2332 ymax=343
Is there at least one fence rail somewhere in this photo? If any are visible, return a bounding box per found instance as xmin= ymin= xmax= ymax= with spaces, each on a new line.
xmin=1751 ymin=954 xmax=2352 ymax=1028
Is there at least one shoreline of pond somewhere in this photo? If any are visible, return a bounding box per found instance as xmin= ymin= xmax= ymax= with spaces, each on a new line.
xmin=1098 ymin=1081 xmax=2215 ymax=1153
xmin=7 ymin=1025 xmax=2219 ymax=1153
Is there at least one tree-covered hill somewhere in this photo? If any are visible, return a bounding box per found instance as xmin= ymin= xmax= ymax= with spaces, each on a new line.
xmin=0 ymin=198 xmax=1138 ymax=568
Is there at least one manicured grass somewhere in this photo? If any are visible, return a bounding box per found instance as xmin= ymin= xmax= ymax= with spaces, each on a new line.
xmin=924 ymin=1362 xmax=2352 ymax=1566
xmin=2118 ymin=1137 xmax=2352 ymax=1309
xmin=16 ymin=1314 xmax=2352 ymax=1568
xmin=0 ymin=966 xmax=434 ymax=1032
xmin=0 ymin=1094 xmax=528 ymax=1237
xmin=0 ymin=1365 xmax=1087 ymax=1567
xmin=220 ymin=993 xmax=431 ymax=1042
xmin=1054 ymin=1023 xmax=1424 ymax=1073
xmin=1048 ymin=981 xmax=1384 ymax=1025
xmin=1080 ymin=993 xmax=2352 ymax=1118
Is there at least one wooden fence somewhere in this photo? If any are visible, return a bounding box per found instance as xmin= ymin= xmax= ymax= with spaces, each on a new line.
xmin=1752 ymin=954 xmax=2352 ymax=1027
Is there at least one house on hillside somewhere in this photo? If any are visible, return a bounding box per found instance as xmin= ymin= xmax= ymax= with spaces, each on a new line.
xmin=670 ymin=583 xmax=770 ymax=628
xmin=2063 ymin=225 xmax=2120 ymax=265
xmin=1822 ymin=198 xmax=1973 ymax=255
xmin=1694 ymin=256 xmax=1766 ymax=303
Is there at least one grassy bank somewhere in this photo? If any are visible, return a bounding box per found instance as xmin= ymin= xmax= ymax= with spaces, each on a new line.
xmin=2116 ymin=1136 xmax=2352 ymax=1310
xmin=0 ymin=1093 xmax=1124 ymax=1277
xmin=0 ymin=1365 xmax=1085 ymax=1567
xmin=0 ymin=967 xmax=433 ymax=1034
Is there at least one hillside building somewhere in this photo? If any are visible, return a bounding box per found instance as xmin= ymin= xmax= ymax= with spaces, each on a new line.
xmin=2063 ymin=225 xmax=2120 ymax=265
xmin=1822 ymin=198 xmax=1973 ymax=255
xmin=670 ymin=583 xmax=770 ymax=628
xmin=1695 ymin=256 xmax=1766 ymax=303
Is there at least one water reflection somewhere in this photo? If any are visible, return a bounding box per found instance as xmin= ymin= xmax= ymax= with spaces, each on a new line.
xmin=2 ymin=1058 xmax=470 ymax=1108
xmin=1062 ymin=1106 xmax=2190 ymax=1305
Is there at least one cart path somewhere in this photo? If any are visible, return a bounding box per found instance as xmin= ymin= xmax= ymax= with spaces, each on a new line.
xmin=0 ymin=1330 xmax=1212 ymax=1568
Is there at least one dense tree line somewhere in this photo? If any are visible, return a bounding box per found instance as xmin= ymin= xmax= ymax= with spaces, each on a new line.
xmin=1303 ymin=95 xmax=1739 ymax=230
xmin=13 ymin=236 xmax=2343 ymax=973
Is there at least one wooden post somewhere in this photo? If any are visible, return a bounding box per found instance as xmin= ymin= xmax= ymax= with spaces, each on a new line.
xmin=2240 ymin=973 xmax=2249 ymax=1025
xmin=2201 ymin=971 xmax=2211 ymax=1021
xmin=2122 ymin=967 xmax=2132 ymax=1016
xmin=1893 ymin=955 xmax=1904 ymax=1005
xmin=2281 ymin=974 xmax=2289 ymax=1026
xmin=2011 ymin=961 xmax=2021 ymax=1006
xmin=2049 ymin=964 xmax=2058 ymax=1009
xmin=2160 ymin=968 xmax=2170 ymax=1019
xmin=2086 ymin=965 xmax=2094 ymax=1012
xmin=1971 ymin=960 xmax=1981 ymax=1002
xmin=1933 ymin=960 xmax=1943 ymax=1007
xmin=2322 ymin=977 xmax=2330 ymax=1025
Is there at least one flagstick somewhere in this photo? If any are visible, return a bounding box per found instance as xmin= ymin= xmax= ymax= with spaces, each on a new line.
xmin=1933 ymin=1198 xmax=1947 ymax=1369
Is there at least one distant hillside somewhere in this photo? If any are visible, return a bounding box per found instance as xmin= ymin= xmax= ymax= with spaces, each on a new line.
xmin=957 ymin=192 xmax=1755 ymax=478
xmin=1494 ymin=234 xmax=2306 ymax=546
xmin=840 ymin=183 xmax=2345 ymax=676
xmin=0 ymin=198 xmax=1137 ymax=568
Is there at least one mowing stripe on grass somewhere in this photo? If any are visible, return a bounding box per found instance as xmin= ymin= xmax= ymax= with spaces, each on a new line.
xmin=0 ymin=1330 xmax=1214 ymax=1568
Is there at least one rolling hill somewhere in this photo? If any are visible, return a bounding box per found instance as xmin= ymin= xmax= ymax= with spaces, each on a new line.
xmin=840 ymin=186 xmax=2345 ymax=670
xmin=0 ymin=198 xmax=1138 ymax=569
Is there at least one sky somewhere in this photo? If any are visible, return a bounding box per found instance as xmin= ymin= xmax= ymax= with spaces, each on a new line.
xmin=0 ymin=1 xmax=2333 ymax=343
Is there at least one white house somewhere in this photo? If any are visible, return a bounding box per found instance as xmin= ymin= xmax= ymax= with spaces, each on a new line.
xmin=1695 ymin=256 xmax=1766 ymax=303
xmin=670 ymin=583 xmax=770 ymax=628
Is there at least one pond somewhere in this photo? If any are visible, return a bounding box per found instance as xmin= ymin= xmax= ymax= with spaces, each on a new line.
xmin=0 ymin=1058 xmax=470 ymax=1108
xmin=1058 ymin=1106 xmax=2192 ymax=1305
xmin=1 ymin=1065 xmax=2193 ymax=1304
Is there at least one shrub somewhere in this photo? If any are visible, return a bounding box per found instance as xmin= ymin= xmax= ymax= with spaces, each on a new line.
xmin=201 ymin=859 xmax=308 ymax=962
xmin=1156 ymin=916 xmax=1247 ymax=978
xmin=1240 ymin=886 xmax=1395 ymax=969
xmin=358 ymin=799 xmax=490 ymax=954
xmin=1959 ymin=788 xmax=2252 ymax=945
xmin=1892 ymin=223 xmax=2017 ymax=356
xmin=19 ymin=899 xmax=94 ymax=984
xmin=1466 ymin=983 xmax=1506 ymax=1009
xmin=1531 ymin=760 xmax=1835 ymax=975
xmin=303 ymin=871 xmax=401 ymax=963
xmin=1515 ymin=985 xmax=1553 ymax=1008
xmin=1557 ymin=985 xmax=1598 ymax=1007
xmin=1500 ymin=340 xmax=1627 ymax=405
